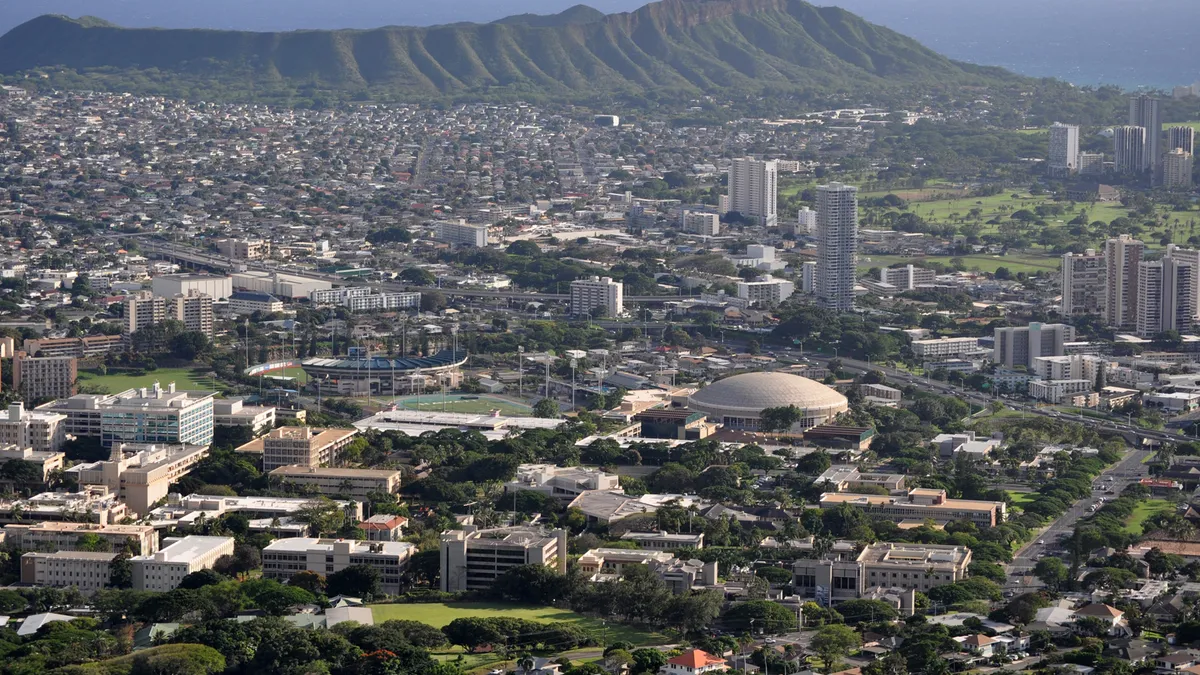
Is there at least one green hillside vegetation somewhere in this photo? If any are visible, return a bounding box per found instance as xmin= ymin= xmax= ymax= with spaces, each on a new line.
xmin=51 ymin=644 xmax=225 ymax=675
xmin=0 ymin=0 xmax=1022 ymax=103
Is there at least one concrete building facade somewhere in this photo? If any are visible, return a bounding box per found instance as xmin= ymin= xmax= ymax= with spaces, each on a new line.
xmin=570 ymin=276 xmax=624 ymax=317
xmin=21 ymin=551 xmax=117 ymax=594
xmin=815 ymin=182 xmax=858 ymax=311
xmin=727 ymin=158 xmax=778 ymax=227
xmin=130 ymin=535 xmax=235 ymax=592
xmin=268 ymin=465 xmax=402 ymax=497
xmin=1061 ymin=249 xmax=1106 ymax=316
xmin=439 ymin=526 xmax=567 ymax=593
xmin=13 ymin=352 xmax=77 ymax=401
xmin=1105 ymin=235 xmax=1145 ymax=329
xmin=993 ymin=323 xmax=1075 ymax=369
xmin=40 ymin=382 xmax=215 ymax=448
xmin=1049 ymin=122 xmax=1080 ymax=175
xmin=259 ymin=426 xmax=360 ymax=471
xmin=261 ymin=538 xmax=415 ymax=594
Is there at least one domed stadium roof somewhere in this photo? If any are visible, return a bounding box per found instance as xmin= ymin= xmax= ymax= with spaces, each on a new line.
xmin=689 ymin=371 xmax=847 ymax=414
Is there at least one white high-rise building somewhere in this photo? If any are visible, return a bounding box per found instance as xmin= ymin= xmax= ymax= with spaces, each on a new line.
xmin=1130 ymin=94 xmax=1162 ymax=173
xmin=1105 ymin=234 xmax=1145 ymax=329
xmin=1113 ymin=126 xmax=1148 ymax=175
xmin=1060 ymin=249 xmax=1105 ymax=316
xmin=681 ymin=211 xmax=720 ymax=236
xmin=815 ymin=183 xmax=858 ymax=311
xmin=880 ymin=265 xmax=935 ymax=292
xmin=994 ymin=323 xmax=1076 ymax=369
xmin=435 ymin=220 xmax=489 ymax=247
xmin=727 ymin=158 xmax=778 ymax=227
xmin=1049 ymin=122 xmax=1080 ymax=175
xmin=796 ymin=207 xmax=817 ymax=235
xmin=1168 ymin=126 xmax=1196 ymax=154
xmin=1136 ymin=257 xmax=1195 ymax=337
xmin=1164 ymin=148 xmax=1194 ymax=189
xmin=570 ymin=276 xmax=623 ymax=317
xmin=801 ymin=261 xmax=816 ymax=294
xmin=1166 ymin=244 xmax=1200 ymax=325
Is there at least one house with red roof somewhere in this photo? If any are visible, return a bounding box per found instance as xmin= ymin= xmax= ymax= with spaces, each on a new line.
xmin=662 ymin=649 xmax=728 ymax=675
xmin=1073 ymin=603 xmax=1130 ymax=636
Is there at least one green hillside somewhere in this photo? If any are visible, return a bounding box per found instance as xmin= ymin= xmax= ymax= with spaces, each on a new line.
xmin=0 ymin=0 xmax=1022 ymax=101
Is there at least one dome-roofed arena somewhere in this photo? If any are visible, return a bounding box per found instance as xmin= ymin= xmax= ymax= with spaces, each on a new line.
xmin=688 ymin=371 xmax=848 ymax=432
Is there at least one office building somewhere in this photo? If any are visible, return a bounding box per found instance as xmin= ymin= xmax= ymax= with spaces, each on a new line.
xmin=12 ymin=352 xmax=76 ymax=401
xmin=256 ymin=426 xmax=359 ymax=471
xmin=1137 ymin=257 xmax=1196 ymax=337
xmin=0 ymin=487 xmax=128 ymax=526
xmin=310 ymin=287 xmax=372 ymax=305
xmin=130 ymin=535 xmax=235 ymax=592
xmin=681 ymin=211 xmax=720 ymax=236
xmin=819 ymin=488 xmax=1005 ymax=528
xmin=577 ymin=548 xmax=717 ymax=594
xmin=815 ymin=182 xmax=859 ymax=311
xmin=165 ymin=290 xmax=214 ymax=337
xmin=229 ymin=291 xmax=284 ymax=315
xmin=212 ymin=398 xmax=276 ymax=435
xmin=4 ymin=521 xmax=157 ymax=555
xmin=21 ymin=551 xmax=117 ymax=594
xmin=504 ymin=464 xmax=620 ymax=504
xmin=993 ymin=323 xmax=1075 ymax=369
xmin=736 ymin=277 xmax=795 ymax=307
xmin=69 ymin=443 xmax=209 ymax=515
xmin=1049 ymin=122 xmax=1080 ymax=175
xmin=1166 ymin=244 xmax=1200 ymax=322
xmin=40 ymin=382 xmax=215 ymax=448
xmin=1113 ymin=126 xmax=1148 ymax=175
xmin=801 ymin=261 xmax=816 ymax=294
xmin=619 ymin=531 xmax=705 ymax=550
xmin=151 ymin=273 xmax=233 ymax=301
xmin=1130 ymin=94 xmax=1162 ymax=173
xmin=880 ymin=265 xmax=935 ymax=292
xmin=268 ymin=465 xmax=402 ymax=497
xmin=360 ymin=514 xmax=409 ymax=542
xmin=146 ymin=493 xmax=362 ymax=532
xmin=1078 ymin=152 xmax=1105 ymax=175
xmin=570 ymin=276 xmax=623 ymax=317
xmin=262 ymin=538 xmax=415 ymax=594
xmin=1164 ymin=148 xmax=1194 ymax=189
xmin=910 ymin=337 xmax=983 ymax=360
xmin=727 ymin=158 xmax=778 ymax=227
xmin=1105 ymin=234 xmax=1145 ymax=328
xmin=1031 ymin=354 xmax=1109 ymax=383
xmin=1169 ymin=126 xmax=1196 ymax=154
xmin=796 ymin=207 xmax=817 ymax=235
xmin=0 ymin=403 xmax=66 ymax=453
xmin=792 ymin=542 xmax=970 ymax=604
xmin=23 ymin=335 xmax=124 ymax=359
xmin=1060 ymin=249 xmax=1106 ymax=315
xmin=122 ymin=291 xmax=165 ymax=334
xmin=439 ymin=526 xmax=567 ymax=592
xmin=435 ymin=220 xmax=489 ymax=247
xmin=217 ymin=238 xmax=270 ymax=260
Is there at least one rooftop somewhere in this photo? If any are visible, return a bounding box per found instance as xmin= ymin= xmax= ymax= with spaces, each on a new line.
xmin=269 ymin=465 xmax=401 ymax=478
xmin=132 ymin=535 xmax=232 ymax=563
xmin=263 ymin=537 xmax=414 ymax=555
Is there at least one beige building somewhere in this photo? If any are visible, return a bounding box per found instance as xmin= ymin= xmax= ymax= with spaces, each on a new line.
xmin=5 ymin=521 xmax=157 ymax=555
xmin=570 ymin=276 xmax=624 ymax=317
xmin=0 ymin=403 xmax=67 ymax=453
xmin=252 ymin=427 xmax=359 ymax=471
xmin=261 ymin=538 xmax=415 ymax=594
xmin=504 ymin=464 xmax=620 ymax=504
xmin=1164 ymin=148 xmax=1194 ymax=189
xmin=792 ymin=542 xmax=970 ymax=604
xmin=0 ymin=486 xmax=129 ymax=526
xmin=13 ymin=352 xmax=77 ymax=401
xmin=819 ymin=488 xmax=1005 ymax=528
xmin=1061 ymin=249 xmax=1106 ymax=316
xmin=217 ymin=238 xmax=271 ymax=260
xmin=70 ymin=443 xmax=209 ymax=515
xmin=0 ymin=445 xmax=64 ymax=482
xmin=21 ymin=550 xmax=117 ymax=594
xmin=40 ymin=383 xmax=215 ymax=448
xmin=123 ymin=291 xmax=166 ymax=334
xmin=165 ymin=290 xmax=215 ymax=337
xmin=213 ymin=399 xmax=276 ymax=435
xmin=1105 ymin=234 xmax=1145 ymax=329
xmin=268 ymin=465 xmax=402 ymax=498
xmin=361 ymin=514 xmax=409 ymax=542
xmin=22 ymin=335 xmax=124 ymax=359
xmin=130 ymin=535 xmax=235 ymax=592
xmin=440 ymin=526 xmax=566 ymax=592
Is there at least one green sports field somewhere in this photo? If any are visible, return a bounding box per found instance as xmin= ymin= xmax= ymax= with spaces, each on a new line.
xmin=370 ymin=602 xmax=666 ymax=645
xmin=386 ymin=394 xmax=532 ymax=416
xmin=77 ymin=367 xmax=221 ymax=394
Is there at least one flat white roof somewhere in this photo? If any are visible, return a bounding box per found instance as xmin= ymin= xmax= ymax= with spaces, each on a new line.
xmin=263 ymin=537 xmax=414 ymax=555
xmin=132 ymin=535 xmax=232 ymax=563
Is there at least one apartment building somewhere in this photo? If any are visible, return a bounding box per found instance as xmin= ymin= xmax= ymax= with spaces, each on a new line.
xmin=310 ymin=287 xmax=372 ymax=305
xmin=1105 ymin=235 xmax=1146 ymax=328
xmin=217 ymin=238 xmax=271 ymax=260
xmin=880 ymin=265 xmax=935 ymax=291
xmin=261 ymin=538 xmax=415 ymax=594
xmin=21 ymin=551 xmax=117 ymax=594
xmin=736 ymin=277 xmax=794 ymax=307
xmin=819 ymin=488 xmax=1005 ymax=528
xmin=1113 ymin=125 xmax=1148 ymax=175
xmin=123 ymin=291 xmax=165 ymax=334
xmin=796 ymin=207 xmax=817 ymax=235
xmin=504 ymin=464 xmax=620 ymax=504
xmin=435 ymin=220 xmax=489 ymax=247
xmin=993 ymin=323 xmax=1075 ymax=369
xmin=0 ymin=403 xmax=67 ymax=453
xmin=70 ymin=443 xmax=209 ymax=515
xmin=1137 ymin=256 xmax=1196 ymax=337
xmin=165 ymin=290 xmax=215 ymax=337
xmin=1130 ymin=94 xmax=1162 ymax=173
xmin=212 ymin=398 xmax=276 ymax=435
xmin=345 ymin=292 xmax=421 ymax=312
xmin=1049 ymin=122 xmax=1080 ymax=175
xmin=1169 ymin=125 xmax=1196 ymax=154
xmin=268 ymin=465 xmax=402 ymax=497
xmin=815 ymin=182 xmax=858 ymax=311
xmin=911 ymin=337 xmax=982 ymax=360
xmin=229 ymin=291 xmax=284 ymax=315
xmin=727 ymin=158 xmax=778 ymax=227
xmin=256 ymin=427 xmax=360 ymax=471
xmin=1164 ymin=148 xmax=1194 ymax=189
xmin=792 ymin=542 xmax=970 ymax=604
xmin=40 ymin=382 xmax=215 ymax=447
xmin=4 ymin=521 xmax=157 ymax=555
xmin=23 ymin=335 xmax=124 ymax=359
xmin=130 ymin=535 xmax=235 ymax=592
xmin=440 ymin=526 xmax=567 ymax=592
xmin=1061 ymin=249 xmax=1106 ymax=316
xmin=12 ymin=352 xmax=77 ymax=401
xmin=570 ymin=276 xmax=624 ymax=317
xmin=682 ymin=211 xmax=720 ymax=236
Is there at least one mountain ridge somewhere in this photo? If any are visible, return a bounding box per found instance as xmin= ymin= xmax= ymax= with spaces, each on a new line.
xmin=0 ymin=0 xmax=1023 ymax=100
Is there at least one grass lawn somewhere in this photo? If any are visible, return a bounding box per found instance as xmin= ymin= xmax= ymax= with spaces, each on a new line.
xmin=1007 ymin=490 xmax=1037 ymax=511
xmin=77 ymin=366 xmax=221 ymax=394
xmin=1124 ymin=499 xmax=1176 ymax=535
xmin=261 ymin=366 xmax=309 ymax=385
xmin=369 ymin=602 xmax=667 ymax=646
xmin=388 ymin=395 xmax=532 ymax=416
xmin=858 ymin=252 xmax=1059 ymax=275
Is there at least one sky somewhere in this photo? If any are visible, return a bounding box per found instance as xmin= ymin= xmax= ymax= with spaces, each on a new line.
xmin=1 ymin=0 xmax=1195 ymax=90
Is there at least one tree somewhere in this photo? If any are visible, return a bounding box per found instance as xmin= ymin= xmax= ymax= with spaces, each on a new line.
xmin=723 ymin=600 xmax=797 ymax=634
xmin=631 ymin=648 xmax=667 ymax=674
xmin=1033 ymin=557 xmax=1068 ymax=591
xmin=811 ymin=624 xmax=862 ymax=674
xmin=213 ymin=543 xmax=261 ymax=577
xmin=179 ymin=568 xmax=226 ymax=590
xmin=759 ymin=405 xmax=803 ymax=433
xmin=836 ymin=599 xmax=899 ymax=624
xmin=863 ymin=650 xmax=908 ymax=675
xmin=507 ymin=241 xmax=542 ymax=257
xmin=399 ymin=267 xmax=436 ymax=285
xmin=327 ymin=564 xmax=382 ymax=599
xmin=420 ymin=291 xmax=447 ymax=312
xmin=296 ymin=497 xmax=349 ymax=536
xmin=533 ymin=399 xmax=560 ymax=419
xmin=170 ymin=331 xmax=211 ymax=360
xmin=288 ymin=570 xmax=326 ymax=595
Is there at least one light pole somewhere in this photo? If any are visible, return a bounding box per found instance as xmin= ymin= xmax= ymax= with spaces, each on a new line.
xmin=518 ymin=345 xmax=524 ymax=399
xmin=570 ymin=358 xmax=577 ymax=409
